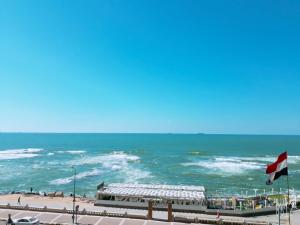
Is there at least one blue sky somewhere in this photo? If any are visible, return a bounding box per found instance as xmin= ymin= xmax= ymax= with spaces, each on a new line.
xmin=0 ymin=0 xmax=300 ymax=134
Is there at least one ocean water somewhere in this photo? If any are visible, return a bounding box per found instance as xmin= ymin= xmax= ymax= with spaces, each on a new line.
xmin=0 ymin=133 xmax=299 ymax=197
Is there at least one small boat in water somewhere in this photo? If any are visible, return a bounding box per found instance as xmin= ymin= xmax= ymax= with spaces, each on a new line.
xmin=95 ymin=183 xmax=207 ymax=212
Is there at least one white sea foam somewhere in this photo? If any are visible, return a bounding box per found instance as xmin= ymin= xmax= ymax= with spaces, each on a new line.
xmin=0 ymin=148 xmax=43 ymax=154
xmin=215 ymin=157 xmax=242 ymax=162
xmin=47 ymin=152 xmax=54 ymax=156
xmin=68 ymin=151 xmax=139 ymax=169
xmin=183 ymin=160 xmax=262 ymax=175
xmin=67 ymin=151 xmax=151 ymax=183
xmin=227 ymin=155 xmax=300 ymax=164
xmin=66 ymin=150 xmax=86 ymax=154
xmin=57 ymin=150 xmax=86 ymax=155
xmin=287 ymin=156 xmax=300 ymax=164
xmin=49 ymin=168 xmax=101 ymax=185
xmin=0 ymin=148 xmax=43 ymax=160
xmin=32 ymin=164 xmax=42 ymax=169
xmin=121 ymin=167 xmax=153 ymax=183
xmin=183 ymin=154 xmax=300 ymax=175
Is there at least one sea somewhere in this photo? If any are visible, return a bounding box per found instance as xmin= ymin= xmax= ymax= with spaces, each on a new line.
xmin=0 ymin=133 xmax=299 ymax=197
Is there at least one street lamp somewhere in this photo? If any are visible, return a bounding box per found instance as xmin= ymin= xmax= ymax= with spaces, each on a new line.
xmin=71 ymin=166 xmax=76 ymax=224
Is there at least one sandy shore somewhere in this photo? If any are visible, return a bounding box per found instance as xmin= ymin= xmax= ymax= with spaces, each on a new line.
xmin=0 ymin=194 xmax=92 ymax=206
xmin=0 ymin=194 xmax=96 ymax=212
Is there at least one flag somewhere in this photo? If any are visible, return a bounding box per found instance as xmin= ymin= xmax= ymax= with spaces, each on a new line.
xmin=266 ymin=151 xmax=288 ymax=185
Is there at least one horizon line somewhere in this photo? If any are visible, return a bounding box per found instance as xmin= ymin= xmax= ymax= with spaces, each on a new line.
xmin=0 ymin=131 xmax=299 ymax=136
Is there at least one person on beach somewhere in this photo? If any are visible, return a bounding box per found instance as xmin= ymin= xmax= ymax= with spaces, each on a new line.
xmin=17 ymin=196 xmax=20 ymax=205
xmin=30 ymin=187 xmax=33 ymax=193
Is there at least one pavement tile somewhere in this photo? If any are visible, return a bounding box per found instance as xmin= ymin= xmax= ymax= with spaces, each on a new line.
xmin=0 ymin=210 xmax=15 ymax=219
xmin=78 ymin=215 xmax=101 ymax=224
xmin=12 ymin=211 xmax=40 ymax=219
xmin=0 ymin=209 xmax=23 ymax=218
xmin=98 ymin=217 xmax=123 ymax=225
xmin=146 ymin=221 xmax=171 ymax=225
xmin=123 ymin=218 xmax=145 ymax=225
xmin=36 ymin=212 xmax=61 ymax=223
xmin=52 ymin=213 xmax=74 ymax=224
xmin=173 ymin=223 xmax=189 ymax=225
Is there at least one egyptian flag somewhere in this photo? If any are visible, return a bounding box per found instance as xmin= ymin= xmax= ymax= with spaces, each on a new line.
xmin=266 ymin=151 xmax=288 ymax=185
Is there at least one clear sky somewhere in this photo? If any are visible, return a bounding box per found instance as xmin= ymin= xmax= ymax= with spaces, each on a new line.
xmin=0 ymin=0 xmax=300 ymax=134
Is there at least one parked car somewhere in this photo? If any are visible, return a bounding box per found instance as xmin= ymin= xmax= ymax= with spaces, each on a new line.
xmin=13 ymin=217 xmax=40 ymax=225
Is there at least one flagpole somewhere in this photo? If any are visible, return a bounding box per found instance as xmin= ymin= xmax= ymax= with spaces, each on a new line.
xmin=286 ymin=150 xmax=291 ymax=225
xmin=287 ymin=172 xmax=290 ymax=225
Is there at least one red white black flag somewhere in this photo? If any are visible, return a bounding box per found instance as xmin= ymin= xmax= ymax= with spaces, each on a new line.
xmin=266 ymin=151 xmax=288 ymax=185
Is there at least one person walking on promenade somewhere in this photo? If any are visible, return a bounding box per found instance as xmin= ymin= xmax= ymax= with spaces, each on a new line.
xmin=17 ymin=196 xmax=20 ymax=205
xmin=7 ymin=213 xmax=14 ymax=225
xmin=216 ymin=210 xmax=221 ymax=219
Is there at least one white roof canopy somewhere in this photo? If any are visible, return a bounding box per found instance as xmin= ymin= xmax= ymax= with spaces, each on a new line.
xmin=98 ymin=183 xmax=205 ymax=201
xmin=108 ymin=183 xmax=205 ymax=192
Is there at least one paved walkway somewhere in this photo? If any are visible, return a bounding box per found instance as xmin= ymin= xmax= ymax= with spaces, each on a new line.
xmin=0 ymin=208 xmax=299 ymax=225
xmin=0 ymin=208 xmax=201 ymax=225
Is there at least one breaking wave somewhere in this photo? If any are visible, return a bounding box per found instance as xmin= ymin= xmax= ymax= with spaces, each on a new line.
xmin=57 ymin=150 xmax=86 ymax=154
xmin=66 ymin=150 xmax=86 ymax=154
xmin=49 ymin=168 xmax=101 ymax=185
xmin=226 ymin=155 xmax=300 ymax=164
xmin=0 ymin=148 xmax=43 ymax=160
xmin=121 ymin=167 xmax=152 ymax=183
xmin=183 ymin=159 xmax=263 ymax=175
xmin=68 ymin=151 xmax=139 ymax=169
xmin=182 ymin=154 xmax=300 ymax=175
xmin=287 ymin=156 xmax=300 ymax=164
xmin=67 ymin=151 xmax=151 ymax=183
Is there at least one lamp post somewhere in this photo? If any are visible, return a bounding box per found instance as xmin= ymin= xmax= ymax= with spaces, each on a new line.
xmin=253 ymin=189 xmax=258 ymax=197
xmin=72 ymin=166 xmax=76 ymax=224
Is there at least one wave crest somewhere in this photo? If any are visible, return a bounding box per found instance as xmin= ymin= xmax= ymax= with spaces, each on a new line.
xmin=0 ymin=148 xmax=43 ymax=160
xmin=68 ymin=151 xmax=139 ymax=169
xmin=182 ymin=154 xmax=300 ymax=176
xmin=57 ymin=150 xmax=86 ymax=154
xmin=67 ymin=151 xmax=151 ymax=183
xmin=49 ymin=168 xmax=101 ymax=185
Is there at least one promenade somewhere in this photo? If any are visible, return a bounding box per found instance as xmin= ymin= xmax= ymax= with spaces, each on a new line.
xmin=0 ymin=194 xmax=299 ymax=225
xmin=0 ymin=208 xmax=196 ymax=225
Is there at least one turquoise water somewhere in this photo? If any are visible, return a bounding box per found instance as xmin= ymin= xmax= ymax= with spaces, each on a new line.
xmin=0 ymin=133 xmax=299 ymax=197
